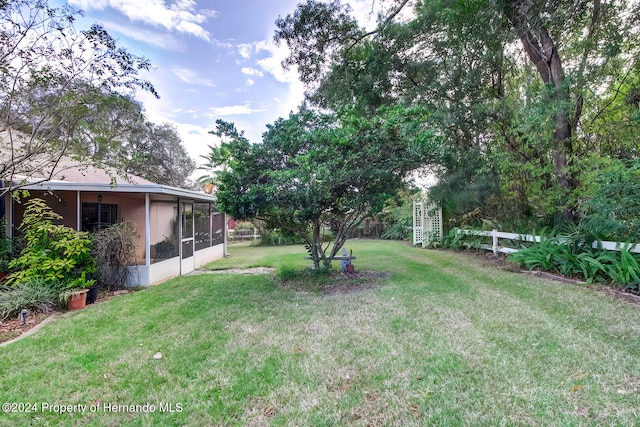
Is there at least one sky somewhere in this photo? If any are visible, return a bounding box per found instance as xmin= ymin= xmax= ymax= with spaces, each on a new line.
xmin=59 ymin=0 xmax=383 ymax=175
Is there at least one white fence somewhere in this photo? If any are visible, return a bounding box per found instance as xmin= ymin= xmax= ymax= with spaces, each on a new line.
xmin=228 ymin=228 xmax=260 ymax=241
xmin=456 ymin=229 xmax=640 ymax=255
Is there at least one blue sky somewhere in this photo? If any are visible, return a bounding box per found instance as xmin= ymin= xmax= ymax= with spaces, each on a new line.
xmin=60 ymin=0 xmax=381 ymax=171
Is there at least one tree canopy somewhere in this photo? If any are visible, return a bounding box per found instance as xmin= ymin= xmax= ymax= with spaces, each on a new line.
xmin=208 ymin=106 xmax=436 ymax=268
xmin=0 ymin=0 xmax=194 ymax=194
xmin=275 ymin=0 xmax=640 ymax=234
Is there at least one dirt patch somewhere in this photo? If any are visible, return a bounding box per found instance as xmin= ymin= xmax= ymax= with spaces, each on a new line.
xmin=320 ymin=271 xmax=389 ymax=295
xmin=274 ymin=269 xmax=389 ymax=295
xmin=0 ymin=311 xmax=56 ymax=345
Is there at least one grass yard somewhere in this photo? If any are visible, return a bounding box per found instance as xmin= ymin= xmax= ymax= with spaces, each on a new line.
xmin=1 ymin=240 xmax=639 ymax=426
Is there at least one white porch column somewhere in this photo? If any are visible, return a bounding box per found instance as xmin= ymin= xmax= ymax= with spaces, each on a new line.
xmin=76 ymin=191 xmax=81 ymax=231
xmin=145 ymin=193 xmax=151 ymax=268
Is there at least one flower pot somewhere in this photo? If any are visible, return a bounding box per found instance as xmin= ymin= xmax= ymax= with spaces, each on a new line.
xmin=67 ymin=289 xmax=88 ymax=311
xmin=86 ymin=285 xmax=99 ymax=304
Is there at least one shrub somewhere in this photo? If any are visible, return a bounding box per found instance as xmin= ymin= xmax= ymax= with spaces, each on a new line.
xmin=605 ymin=246 xmax=640 ymax=291
xmin=92 ymin=221 xmax=138 ymax=291
xmin=579 ymin=158 xmax=640 ymax=242
xmin=442 ymin=229 xmax=484 ymax=250
xmin=7 ymin=198 xmax=95 ymax=288
xmin=0 ymin=218 xmax=13 ymax=272
xmin=154 ymin=235 xmax=178 ymax=260
xmin=509 ymin=235 xmax=640 ymax=291
xmin=275 ymin=264 xmax=332 ymax=290
xmin=0 ymin=278 xmax=65 ymax=320
xmin=256 ymin=230 xmax=305 ymax=246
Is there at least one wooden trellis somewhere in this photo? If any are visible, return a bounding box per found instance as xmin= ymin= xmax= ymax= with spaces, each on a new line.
xmin=413 ymin=201 xmax=443 ymax=247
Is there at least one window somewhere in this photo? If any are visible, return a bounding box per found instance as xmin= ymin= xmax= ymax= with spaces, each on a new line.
xmin=82 ymin=203 xmax=117 ymax=231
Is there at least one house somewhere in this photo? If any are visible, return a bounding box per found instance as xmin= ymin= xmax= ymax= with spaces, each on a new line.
xmin=1 ymin=159 xmax=226 ymax=286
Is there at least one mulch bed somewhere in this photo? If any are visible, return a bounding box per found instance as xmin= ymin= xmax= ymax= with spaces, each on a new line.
xmin=320 ymin=270 xmax=390 ymax=295
xmin=273 ymin=269 xmax=390 ymax=295
xmin=0 ymin=311 xmax=55 ymax=343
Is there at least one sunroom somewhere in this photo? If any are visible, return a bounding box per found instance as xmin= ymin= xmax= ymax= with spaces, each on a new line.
xmin=1 ymin=164 xmax=226 ymax=286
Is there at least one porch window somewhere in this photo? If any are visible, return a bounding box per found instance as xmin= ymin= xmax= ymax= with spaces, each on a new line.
xmin=82 ymin=203 xmax=117 ymax=231
xmin=181 ymin=202 xmax=194 ymax=259
xmin=150 ymin=201 xmax=178 ymax=263
xmin=194 ymin=202 xmax=211 ymax=251
xmin=212 ymin=212 xmax=224 ymax=245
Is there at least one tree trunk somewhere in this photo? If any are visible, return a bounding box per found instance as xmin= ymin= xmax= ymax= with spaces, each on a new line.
xmin=502 ymin=1 xmax=575 ymax=220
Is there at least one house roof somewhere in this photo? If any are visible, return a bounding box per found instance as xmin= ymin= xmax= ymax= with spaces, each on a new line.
xmin=2 ymin=130 xmax=214 ymax=202
xmin=19 ymin=159 xmax=215 ymax=202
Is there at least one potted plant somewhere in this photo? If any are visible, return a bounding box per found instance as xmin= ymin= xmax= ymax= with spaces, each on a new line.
xmin=59 ymin=274 xmax=95 ymax=311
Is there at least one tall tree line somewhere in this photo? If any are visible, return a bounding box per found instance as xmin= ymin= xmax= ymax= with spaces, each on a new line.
xmin=275 ymin=0 xmax=640 ymax=237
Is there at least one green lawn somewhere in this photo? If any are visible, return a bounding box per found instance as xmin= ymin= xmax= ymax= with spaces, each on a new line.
xmin=1 ymin=240 xmax=639 ymax=426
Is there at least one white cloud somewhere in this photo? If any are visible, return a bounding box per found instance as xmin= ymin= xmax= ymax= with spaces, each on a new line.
xmin=212 ymin=39 xmax=235 ymax=50
xmin=246 ymin=79 xmax=255 ymax=87
xmin=255 ymin=40 xmax=298 ymax=85
xmin=237 ymin=43 xmax=253 ymax=59
xmin=344 ymin=0 xmax=416 ymax=28
xmin=241 ymin=67 xmax=264 ymax=77
xmin=69 ymin=0 xmax=215 ymax=42
xmin=208 ymin=104 xmax=267 ymax=116
xmin=100 ymin=20 xmax=185 ymax=50
xmin=172 ymin=67 xmax=215 ymax=87
xmin=254 ymin=40 xmax=305 ymax=117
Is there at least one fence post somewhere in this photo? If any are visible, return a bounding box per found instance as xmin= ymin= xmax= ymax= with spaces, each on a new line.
xmin=492 ymin=229 xmax=498 ymax=255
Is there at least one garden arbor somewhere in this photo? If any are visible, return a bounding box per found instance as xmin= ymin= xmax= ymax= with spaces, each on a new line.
xmin=413 ymin=201 xmax=443 ymax=247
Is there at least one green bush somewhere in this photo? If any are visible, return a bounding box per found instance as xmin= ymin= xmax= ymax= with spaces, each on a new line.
xmin=0 ymin=218 xmax=12 ymax=272
xmin=275 ymin=264 xmax=333 ymax=290
xmin=579 ymin=158 xmax=640 ymax=242
xmin=275 ymin=264 xmax=300 ymax=281
xmin=255 ymin=230 xmax=304 ymax=246
xmin=442 ymin=229 xmax=485 ymax=250
xmin=6 ymin=198 xmax=96 ymax=289
xmin=509 ymin=235 xmax=640 ymax=291
xmin=0 ymin=278 xmax=65 ymax=320
xmin=605 ymin=246 xmax=640 ymax=291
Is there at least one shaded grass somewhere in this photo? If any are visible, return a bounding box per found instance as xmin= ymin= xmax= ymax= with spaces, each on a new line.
xmin=0 ymin=240 xmax=639 ymax=426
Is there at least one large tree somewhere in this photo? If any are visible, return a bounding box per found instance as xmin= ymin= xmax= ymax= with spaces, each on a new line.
xmin=275 ymin=0 xmax=640 ymax=228
xmin=0 ymin=0 xmax=157 ymax=197
xmin=68 ymin=88 xmax=195 ymax=188
xmin=120 ymin=121 xmax=196 ymax=188
xmin=208 ymin=106 xmax=436 ymax=269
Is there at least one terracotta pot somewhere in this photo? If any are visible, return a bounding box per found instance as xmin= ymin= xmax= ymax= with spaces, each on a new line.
xmin=67 ymin=289 xmax=88 ymax=311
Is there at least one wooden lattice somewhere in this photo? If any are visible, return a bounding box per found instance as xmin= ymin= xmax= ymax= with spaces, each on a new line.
xmin=413 ymin=202 xmax=442 ymax=247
